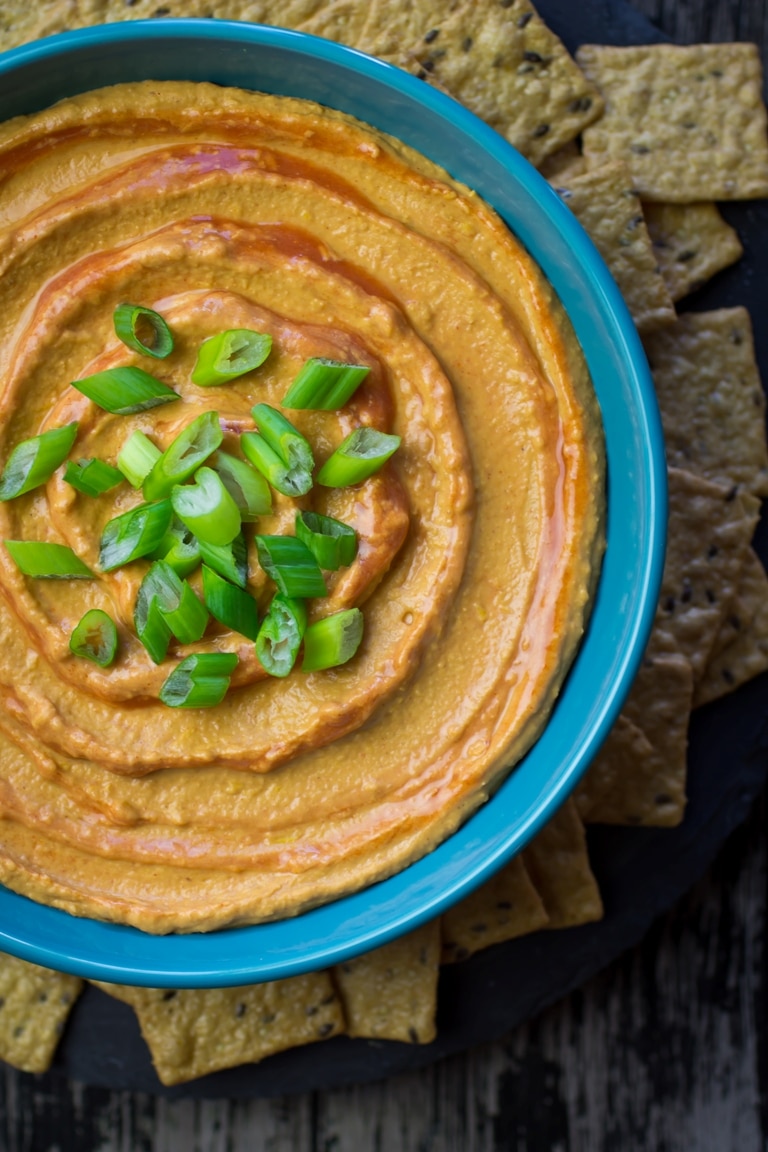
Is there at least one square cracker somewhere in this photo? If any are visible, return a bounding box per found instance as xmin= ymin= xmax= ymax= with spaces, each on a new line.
xmin=522 ymin=798 xmax=603 ymax=925
xmin=362 ymin=0 xmax=603 ymax=166
xmin=576 ymin=43 xmax=768 ymax=201
xmin=653 ymin=467 xmax=761 ymax=680
xmin=695 ymin=548 xmax=768 ymax=706
xmin=440 ymin=854 xmax=548 ymax=963
xmin=575 ymin=650 xmax=693 ymax=826
xmin=0 ymin=952 xmax=82 ymax=1073
xmin=333 ymin=920 xmax=440 ymax=1043
xmin=644 ymin=308 xmax=768 ymax=498
xmin=552 ymin=162 xmax=675 ymax=333
xmin=94 ymin=972 xmax=344 ymax=1085
xmin=642 ymin=201 xmax=743 ymax=303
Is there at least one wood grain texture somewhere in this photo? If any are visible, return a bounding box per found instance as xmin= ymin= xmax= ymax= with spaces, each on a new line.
xmin=1 ymin=1 xmax=767 ymax=1148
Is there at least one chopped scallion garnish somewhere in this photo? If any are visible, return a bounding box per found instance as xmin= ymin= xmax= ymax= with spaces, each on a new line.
xmin=241 ymin=404 xmax=314 ymax=497
xmin=255 ymin=594 xmax=307 ymax=678
xmin=99 ymin=500 xmax=173 ymax=572
xmin=150 ymin=518 xmax=201 ymax=579
xmin=201 ymin=565 xmax=260 ymax=641
xmin=159 ymin=652 xmax=238 ymax=708
xmin=143 ymin=410 xmax=223 ymax=501
xmin=282 ymin=357 xmax=370 ymax=410
xmin=171 ymin=467 xmax=241 ymax=546
xmin=198 ymin=532 xmax=248 ymax=589
xmin=117 ymin=430 xmax=161 ymax=488
xmin=295 ymin=510 xmax=357 ymax=570
xmin=191 ymin=329 xmax=272 ymax=386
xmin=4 ymin=540 xmax=92 ymax=579
xmin=317 ymin=427 xmax=401 ymax=487
xmin=0 ymin=423 xmax=78 ymax=501
xmin=69 ymin=609 xmax=118 ymax=667
xmin=134 ymin=560 xmax=208 ymax=659
xmin=114 ymin=303 xmax=174 ymax=359
xmin=213 ymin=450 xmax=272 ymax=520
xmin=254 ymin=535 xmax=327 ymax=599
xmin=63 ymin=457 xmax=124 ymax=498
xmin=72 ymin=367 xmax=178 ymax=415
xmin=302 ymin=608 xmax=364 ymax=671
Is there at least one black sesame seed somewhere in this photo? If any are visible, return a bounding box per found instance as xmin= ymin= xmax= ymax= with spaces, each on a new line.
xmin=424 ymin=28 xmax=439 ymax=43
xmin=681 ymin=583 xmax=692 ymax=604
xmin=13 ymin=1025 xmax=24 ymax=1037
xmin=421 ymin=59 xmax=435 ymax=72
xmin=408 ymin=1027 xmax=420 ymax=1043
xmin=523 ymin=50 xmax=543 ymax=63
xmin=728 ymin=614 xmax=741 ymax=630
xmin=677 ymin=249 xmax=696 ymax=262
xmin=708 ymin=545 xmax=719 ymax=559
xmin=318 ymin=1022 xmax=335 ymax=1038
xmin=499 ymin=0 xmax=515 ymax=7
xmin=262 ymin=1011 xmax=276 ymax=1024
xmin=462 ymin=36 xmax=473 ymax=51
xmin=706 ymin=589 xmax=716 ymax=604
xmin=124 ymin=0 xmax=138 ymax=6
xmin=663 ymin=595 xmax=676 ymax=612
xmin=162 ymin=991 xmax=177 ymax=1001
xmin=153 ymin=5 xmax=171 ymax=14
xmin=630 ymin=143 xmax=650 ymax=154
xmin=532 ymin=123 xmax=550 ymax=138
xmin=569 ymin=96 xmax=592 ymax=113
xmin=517 ymin=11 xmax=533 ymax=26
xmin=711 ymin=68 xmax=724 ymax=77
xmin=417 ymin=69 xmax=428 ymax=81
xmin=731 ymin=328 xmax=744 ymax=344
xmin=235 ymin=1003 xmax=247 ymax=1018
xmin=722 ymin=668 xmax=735 ymax=684
xmin=321 ymin=993 xmax=336 ymax=1006
xmin=725 ymin=484 xmax=739 ymax=501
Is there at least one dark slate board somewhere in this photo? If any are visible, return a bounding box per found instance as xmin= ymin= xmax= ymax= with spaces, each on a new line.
xmin=11 ymin=0 xmax=768 ymax=1098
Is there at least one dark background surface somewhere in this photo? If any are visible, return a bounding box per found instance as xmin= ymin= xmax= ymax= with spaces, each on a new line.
xmin=2 ymin=0 xmax=768 ymax=1147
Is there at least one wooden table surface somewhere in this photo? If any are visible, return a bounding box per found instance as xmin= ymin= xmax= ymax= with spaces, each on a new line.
xmin=2 ymin=2 xmax=767 ymax=1148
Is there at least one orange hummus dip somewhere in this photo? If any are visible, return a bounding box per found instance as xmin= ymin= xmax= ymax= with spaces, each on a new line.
xmin=0 ymin=82 xmax=603 ymax=933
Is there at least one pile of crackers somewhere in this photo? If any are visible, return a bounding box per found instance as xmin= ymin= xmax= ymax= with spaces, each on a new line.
xmin=0 ymin=0 xmax=767 ymax=1088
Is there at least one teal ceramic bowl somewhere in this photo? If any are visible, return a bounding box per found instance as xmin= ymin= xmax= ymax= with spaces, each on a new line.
xmin=0 ymin=21 xmax=666 ymax=986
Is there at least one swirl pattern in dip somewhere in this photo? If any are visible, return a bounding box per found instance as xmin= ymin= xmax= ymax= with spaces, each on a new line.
xmin=0 ymin=82 xmax=602 ymax=932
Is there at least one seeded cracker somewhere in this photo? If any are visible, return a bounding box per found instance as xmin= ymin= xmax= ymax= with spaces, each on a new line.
xmin=93 ymin=972 xmax=344 ymax=1085
xmin=552 ymin=162 xmax=675 ymax=333
xmin=576 ymin=43 xmax=768 ymax=202
xmin=0 ymin=952 xmax=82 ymax=1073
xmin=441 ymin=855 xmax=548 ymax=963
xmin=642 ymin=202 xmax=744 ymax=303
xmin=333 ymin=921 xmax=440 ymax=1043
xmin=575 ymin=651 xmax=693 ymax=826
xmin=522 ymin=799 xmax=603 ymax=924
xmin=643 ymin=309 xmax=768 ymax=498
xmin=695 ymin=548 xmax=768 ymax=706
xmin=653 ymin=468 xmax=760 ymax=681
xmin=365 ymin=0 xmax=603 ymax=166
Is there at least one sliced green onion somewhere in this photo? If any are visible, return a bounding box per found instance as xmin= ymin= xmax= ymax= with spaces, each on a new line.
xmin=295 ymin=510 xmax=357 ymax=570
xmin=63 ymin=457 xmax=124 ymax=498
xmin=72 ymin=367 xmax=178 ymax=415
xmin=159 ymin=652 xmax=238 ymax=708
xmin=282 ymin=358 xmax=370 ymax=410
xmin=134 ymin=567 xmax=173 ymax=663
xmin=171 ymin=467 xmax=241 ymax=546
xmin=151 ymin=518 xmax=201 ymax=579
xmin=255 ymin=535 xmax=327 ymax=599
xmin=302 ymin=608 xmax=364 ymax=672
xmin=201 ymin=565 xmax=260 ymax=641
xmin=117 ymin=430 xmax=161 ymax=488
xmin=114 ymin=303 xmax=174 ymax=359
xmin=134 ymin=560 xmax=208 ymax=659
xmin=198 ymin=532 xmax=248 ymax=589
xmin=255 ymin=594 xmax=307 ymax=678
xmin=191 ymin=329 xmax=272 ymax=386
xmin=4 ymin=540 xmax=92 ymax=579
xmin=213 ymin=450 xmax=272 ymax=520
xmin=317 ymin=428 xmax=401 ymax=487
xmin=0 ymin=423 xmax=78 ymax=501
xmin=143 ymin=411 xmax=223 ymax=501
xmin=242 ymin=404 xmax=314 ymax=497
xmin=69 ymin=609 xmax=118 ymax=667
xmin=160 ymin=580 xmax=209 ymax=645
xmin=99 ymin=500 xmax=173 ymax=572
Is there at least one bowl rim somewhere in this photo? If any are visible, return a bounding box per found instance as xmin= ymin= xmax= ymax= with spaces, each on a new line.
xmin=0 ymin=19 xmax=666 ymax=987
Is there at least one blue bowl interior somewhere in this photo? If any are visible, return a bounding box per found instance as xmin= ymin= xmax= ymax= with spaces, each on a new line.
xmin=0 ymin=22 xmax=666 ymax=986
